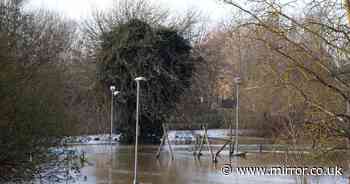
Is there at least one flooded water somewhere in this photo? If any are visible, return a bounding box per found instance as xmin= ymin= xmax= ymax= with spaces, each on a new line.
xmin=71 ymin=145 xmax=348 ymax=184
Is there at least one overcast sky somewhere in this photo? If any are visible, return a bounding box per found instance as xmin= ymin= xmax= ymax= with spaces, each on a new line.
xmin=26 ymin=0 xmax=233 ymax=25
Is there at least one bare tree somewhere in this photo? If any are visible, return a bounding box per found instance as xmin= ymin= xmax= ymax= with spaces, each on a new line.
xmin=220 ymin=0 xmax=350 ymax=150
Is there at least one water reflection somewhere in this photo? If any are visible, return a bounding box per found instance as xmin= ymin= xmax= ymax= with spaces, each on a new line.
xmin=73 ymin=145 xmax=348 ymax=184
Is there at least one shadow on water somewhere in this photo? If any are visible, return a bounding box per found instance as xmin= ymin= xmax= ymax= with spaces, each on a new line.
xmin=71 ymin=145 xmax=348 ymax=184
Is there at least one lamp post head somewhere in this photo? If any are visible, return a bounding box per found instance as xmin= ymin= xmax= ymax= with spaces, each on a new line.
xmin=110 ymin=85 xmax=116 ymax=92
xmin=134 ymin=76 xmax=146 ymax=82
xmin=113 ymin=91 xmax=120 ymax=96
xmin=234 ymin=77 xmax=241 ymax=84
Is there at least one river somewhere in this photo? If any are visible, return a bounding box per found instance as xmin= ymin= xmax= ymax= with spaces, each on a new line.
xmin=68 ymin=145 xmax=348 ymax=184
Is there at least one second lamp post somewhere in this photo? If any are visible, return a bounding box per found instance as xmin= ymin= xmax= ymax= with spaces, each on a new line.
xmin=133 ymin=76 xmax=146 ymax=184
xmin=110 ymin=85 xmax=120 ymax=141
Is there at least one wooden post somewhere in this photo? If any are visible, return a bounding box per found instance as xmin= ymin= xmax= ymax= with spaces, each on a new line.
xmin=156 ymin=124 xmax=174 ymax=160
xmin=156 ymin=128 xmax=166 ymax=159
xmin=164 ymin=124 xmax=174 ymax=160
xmin=193 ymin=135 xmax=200 ymax=156
xmin=214 ymin=140 xmax=230 ymax=163
xmin=197 ymin=125 xmax=205 ymax=157
xmin=204 ymin=125 xmax=214 ymax=163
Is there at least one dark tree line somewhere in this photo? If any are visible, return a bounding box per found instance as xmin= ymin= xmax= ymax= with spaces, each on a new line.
xmin=0 ymin=0 xmax=79 ymax=182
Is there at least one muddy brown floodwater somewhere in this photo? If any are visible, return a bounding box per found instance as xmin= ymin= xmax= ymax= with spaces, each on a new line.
xmin=71 ymin=145 xmax=348 ymax=184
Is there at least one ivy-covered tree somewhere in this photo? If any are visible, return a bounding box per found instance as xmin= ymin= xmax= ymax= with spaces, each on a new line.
xmin=97 ymin=19 xmax=196 ymax=143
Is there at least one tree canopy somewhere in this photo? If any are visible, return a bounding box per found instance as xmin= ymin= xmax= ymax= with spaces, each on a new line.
xmin=97 ymin=19 xmax=196 ymax=142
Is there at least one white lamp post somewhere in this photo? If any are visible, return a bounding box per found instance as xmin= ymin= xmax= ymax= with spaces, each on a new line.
xmin=110 ymin=86 xmax=120 ymax=141
xmin=133 ymin=76 xmax=146 ymax=184
xmin=234 ymin=77 xmax=241 ymax=154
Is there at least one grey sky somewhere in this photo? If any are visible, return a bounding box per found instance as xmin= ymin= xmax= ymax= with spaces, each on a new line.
xmin=26 ymin=0 xmax=233 ymax=24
